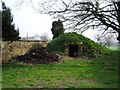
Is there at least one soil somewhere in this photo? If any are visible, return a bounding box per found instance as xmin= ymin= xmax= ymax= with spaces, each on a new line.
xmin=17 ymin=47 xmax=62 ymax=64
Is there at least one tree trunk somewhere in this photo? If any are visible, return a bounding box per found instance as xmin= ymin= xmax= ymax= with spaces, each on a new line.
xmin=117 ymin=30 xmax=120 ymax=43
xmin=117 ymin=1 xmax=120 ymax=43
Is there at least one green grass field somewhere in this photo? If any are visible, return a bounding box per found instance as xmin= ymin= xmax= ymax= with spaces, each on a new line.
xmin=109 ymin=46 xmax=120 ymax=51
xmin=2 ymin=51 xmax=119 ymax=88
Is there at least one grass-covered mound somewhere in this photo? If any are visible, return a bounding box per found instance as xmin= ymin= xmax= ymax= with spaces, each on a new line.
xmin=47 ymin=32 xmax=110 ymax=58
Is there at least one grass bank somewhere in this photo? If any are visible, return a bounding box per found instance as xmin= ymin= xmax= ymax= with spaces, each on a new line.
xmin=109 ymin=46 xmax=120 ymax=51
xmin=2 ymin=51 xmax=119 ymax=88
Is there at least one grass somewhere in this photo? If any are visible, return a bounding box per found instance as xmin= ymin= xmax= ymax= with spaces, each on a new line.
xmin=109 ymin=46 xmax=120 ymax=51
xmin=2 ymin=51 xmax=119 ymax=88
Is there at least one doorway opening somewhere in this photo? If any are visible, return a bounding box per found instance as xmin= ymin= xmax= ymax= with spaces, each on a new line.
xmin=69 ymin=45 xmax=79 ymax=57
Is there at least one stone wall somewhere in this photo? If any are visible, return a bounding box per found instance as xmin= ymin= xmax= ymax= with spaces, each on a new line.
xmin=1 ymin=41 xmax=47 ymax=63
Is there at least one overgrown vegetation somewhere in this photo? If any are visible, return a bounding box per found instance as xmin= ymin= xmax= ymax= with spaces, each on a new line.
xmin=47 ymin=32 xmax=110 ymax=58
xmin=2 ymin=51 xmax=119 ymax=88
xmin=51 ymin=19 xmax=64 ymax=39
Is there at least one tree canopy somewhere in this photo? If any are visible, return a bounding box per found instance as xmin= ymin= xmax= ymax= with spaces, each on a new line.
xmin=2 ymin=2 xmax=20 ymax=41
xmin=51 ymin=19 xmax=64 ymax=39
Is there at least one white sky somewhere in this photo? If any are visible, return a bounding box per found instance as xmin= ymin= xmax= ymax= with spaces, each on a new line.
xmin=1 ymin=0 xmax=98 ymax=41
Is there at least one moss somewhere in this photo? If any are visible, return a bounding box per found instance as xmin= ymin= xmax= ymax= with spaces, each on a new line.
xmin=47 ymin=32 xmax=110 ymax=58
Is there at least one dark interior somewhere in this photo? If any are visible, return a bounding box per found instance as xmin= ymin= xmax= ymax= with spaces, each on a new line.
xmin=69 ymin=45 xmax=78 ymax=57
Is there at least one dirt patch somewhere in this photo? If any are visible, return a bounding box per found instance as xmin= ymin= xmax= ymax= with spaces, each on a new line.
xmin=17 ymin=47 xmax=62 ymax=64
xmin=81 ymin=78 xmax=97 ymax=83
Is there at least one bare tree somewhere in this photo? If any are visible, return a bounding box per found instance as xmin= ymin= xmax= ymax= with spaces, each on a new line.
xmin=40 ymin=33 xmax=49 ymax=41
xmin=15 ymin=0 xmax=120 ymax=42
xmin=95 ymin=34 xmax=103 ymax=44
xmin=34 ymin=33 xmax=40 ymax=39
xmin=95 ymin=33 xmax=115 ymax=48
xmin=104 ymin=34 xmax=114 ymax=48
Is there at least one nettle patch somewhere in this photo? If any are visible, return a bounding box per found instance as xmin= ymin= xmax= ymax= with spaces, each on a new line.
xmin=47 ymin=32 xmax=110 ymax=58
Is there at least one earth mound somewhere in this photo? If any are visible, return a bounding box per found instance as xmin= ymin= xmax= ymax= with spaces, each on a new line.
xmin=17 ymin=47 xmax=62 ymax=64
xmin=47 ymin=32 xmax=110 ymax=58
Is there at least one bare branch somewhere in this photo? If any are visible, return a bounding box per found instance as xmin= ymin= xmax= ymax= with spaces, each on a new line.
xmin=14 ymin=0 xmax=120 ymax=41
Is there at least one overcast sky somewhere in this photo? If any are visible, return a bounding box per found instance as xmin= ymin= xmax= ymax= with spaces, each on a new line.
xmin=1 ymin=0 xmax=98 ymax=41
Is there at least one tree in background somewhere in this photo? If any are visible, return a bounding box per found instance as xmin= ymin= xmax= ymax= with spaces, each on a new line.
xmin=18 ymin=0 xmax=120 ymax=42
xmin=0 ymin=10 xmax=2 ymax=38
xmin=2 ymin=2 xmax=20 ymax=41
xmin=40 ymin=33 xmax=50 ymax=41
xmin=51 ymin=19 xmax=64 ymax=39
xmin=103 ymin=34 xmax=114 ymax=48
xmin=40 ymin=0 xmax=120 ymax=42
xmin=95 ymin=33 xmax=115 ymax=48
xmin=95 ymin=34 xmax=103 ymax=45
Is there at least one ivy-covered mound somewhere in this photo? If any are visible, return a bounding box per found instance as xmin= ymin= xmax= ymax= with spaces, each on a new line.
xmin=47 ymin=32 xmax=110 ymax=58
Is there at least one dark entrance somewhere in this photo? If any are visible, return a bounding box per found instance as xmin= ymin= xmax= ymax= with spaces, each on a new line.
xmin=69 ymin=45 xmax=79 ymax=57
